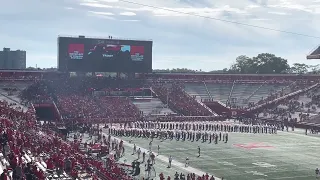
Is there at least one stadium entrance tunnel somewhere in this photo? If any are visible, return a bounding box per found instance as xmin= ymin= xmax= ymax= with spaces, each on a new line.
xmin=35 ymin=106 xmax=55 ymax=121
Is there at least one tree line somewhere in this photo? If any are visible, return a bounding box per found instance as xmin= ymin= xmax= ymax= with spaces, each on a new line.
xmin=153 ymin=53 xmax=320 ymax=74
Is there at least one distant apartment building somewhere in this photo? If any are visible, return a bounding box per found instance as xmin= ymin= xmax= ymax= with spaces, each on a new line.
xmin=0 ymin=48 xmax=26 ymax=69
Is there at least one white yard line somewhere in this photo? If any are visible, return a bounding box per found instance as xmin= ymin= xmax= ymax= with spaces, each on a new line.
xmin=106 ymin=133 xmax=222 ymax=180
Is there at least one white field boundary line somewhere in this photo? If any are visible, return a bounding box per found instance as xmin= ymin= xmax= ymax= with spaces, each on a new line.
xmin=268 ymin=175 xmax=315 ymax=179
xmin=105 ymin=133 xmax=222 ymax=180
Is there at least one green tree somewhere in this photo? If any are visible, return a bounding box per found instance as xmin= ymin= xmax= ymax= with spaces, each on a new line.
xmin=229 ymin=55 xmax=256 ymax=73
xmin=290 ymin=63 xmax=309 ymax=74
xmin=309 ymin=64 xmax=320 ymax=74
xmin=229 ymin=53 xmax=290 ymax=74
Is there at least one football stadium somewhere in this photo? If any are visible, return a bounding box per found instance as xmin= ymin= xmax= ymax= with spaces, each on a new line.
xmin=0 ymin=33 xmax=319 ymax=180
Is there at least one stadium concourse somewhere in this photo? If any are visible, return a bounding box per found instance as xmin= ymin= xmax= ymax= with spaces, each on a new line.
xmin=0 ymin=71 xmax=320 ymax=179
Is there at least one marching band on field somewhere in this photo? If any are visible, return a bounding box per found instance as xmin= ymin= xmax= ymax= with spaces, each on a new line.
xmin=108 ymin=121 xmax=278 ymax=145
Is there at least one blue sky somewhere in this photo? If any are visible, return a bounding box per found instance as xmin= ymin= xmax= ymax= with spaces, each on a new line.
xmin=1 ymin=0 xmax=320 ymax=71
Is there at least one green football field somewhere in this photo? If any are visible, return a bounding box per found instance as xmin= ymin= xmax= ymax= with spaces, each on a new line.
xmin=102 ymin=128 xmax=320 ymax=180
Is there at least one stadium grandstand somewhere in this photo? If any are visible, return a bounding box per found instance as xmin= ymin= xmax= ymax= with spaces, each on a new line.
xmin=0 ymin=68 xmax=319 ymax=180
xmin=6 ymin=0 xmax=320 ymax=177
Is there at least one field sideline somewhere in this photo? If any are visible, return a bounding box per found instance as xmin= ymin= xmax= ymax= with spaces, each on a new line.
xmin=102 ymin=128 xmax=320 ymax=180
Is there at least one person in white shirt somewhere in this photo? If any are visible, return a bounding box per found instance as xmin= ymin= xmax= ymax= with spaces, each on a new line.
xmin=168 ymin=155 xmax=172 ymax=168
xmin=185 ymin=157 xmax=189 ymax=167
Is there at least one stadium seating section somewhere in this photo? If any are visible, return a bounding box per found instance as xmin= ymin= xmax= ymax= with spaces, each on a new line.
xmin=0 ymin=71 xmax=318 ymax=179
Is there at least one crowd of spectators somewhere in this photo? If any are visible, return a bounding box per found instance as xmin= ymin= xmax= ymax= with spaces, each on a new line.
xmin=0 ymin=99 xmax=132 ymax=180
xmin=152 ymin=84 xmax=212 ymax=116
xmin=20 ymin=81 xmax=54 ymax=103
xmin=99 ymin=97 xmax=141 ymax=118
xmin=57 ymin=95 xmax=142 ymax=123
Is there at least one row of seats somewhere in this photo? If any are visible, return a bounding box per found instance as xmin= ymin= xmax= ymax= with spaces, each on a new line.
xmin=152 ymin=84 xmax=212 ymax=116
xmin=184 ymin=83 xmax=288 ymax=108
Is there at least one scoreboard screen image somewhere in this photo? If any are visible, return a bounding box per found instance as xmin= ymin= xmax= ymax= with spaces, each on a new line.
xmin=58 ymin=37 xmax=152 ymax=72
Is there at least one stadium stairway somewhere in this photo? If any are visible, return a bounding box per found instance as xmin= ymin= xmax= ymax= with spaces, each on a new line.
xmin=226 ymin=80 xmax=236 ymax=104
xmin=52 ymin=101 xmax=62 ymax=121
xmin=203 ymin=81 xmax=213 ymax=99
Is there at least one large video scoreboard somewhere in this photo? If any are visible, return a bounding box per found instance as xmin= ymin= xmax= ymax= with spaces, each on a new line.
xmin=58 ymin=36 xmax=152 ymax=72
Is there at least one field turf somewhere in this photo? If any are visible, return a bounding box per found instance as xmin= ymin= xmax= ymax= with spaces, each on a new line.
xmin=102 ymin=128 xmax=320 ymax=180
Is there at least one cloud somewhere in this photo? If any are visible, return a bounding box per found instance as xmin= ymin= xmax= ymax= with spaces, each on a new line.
xmin=99 ymin=0 xmax=119 ymax=2
xmin=246 ymin=5 xmax=260 ymax=9
xmin=88 ymin=11 xmax=114 ymax=16
xmin=1 ymin=0 xmax=320 ymax=71
xmin=82 ymin=0 xmax=99 ymax=2
xmin=77 ymin=0 xmax=304 ymax=39
xmin=119 ymin=12 xmax=136 ymax=16
xmin=87 ymin=14 xmax=115 ymax=20
xmin=251 ymin=18 xmax=271 ymax=21
xmin=121 ymin=19 xmax=140 ymax=22
xmin=267 ymin=1 xmax=313 ymax=13
xmin=87 ymin=11 xmax=115 ymax=20
xmin=122 ymin=6 xmax=248 ymax=17
xmin=79 ymin=3 xmax=113 ymax=8
xmin=268 ymin=11 xmax=290 ymax=15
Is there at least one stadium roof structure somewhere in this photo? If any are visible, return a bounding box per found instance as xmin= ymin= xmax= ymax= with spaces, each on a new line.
xmin=307 ymin=45 xmax=320 ymax=59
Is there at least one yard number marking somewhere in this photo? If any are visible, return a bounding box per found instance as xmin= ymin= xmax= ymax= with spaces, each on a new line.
xmin=217 ymin=161 xmax=236 ymax=166
xmin=245 ymin=171 xmax=268 ymax=177
xmin=252 ymin=162 xmax=276 ymax=168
